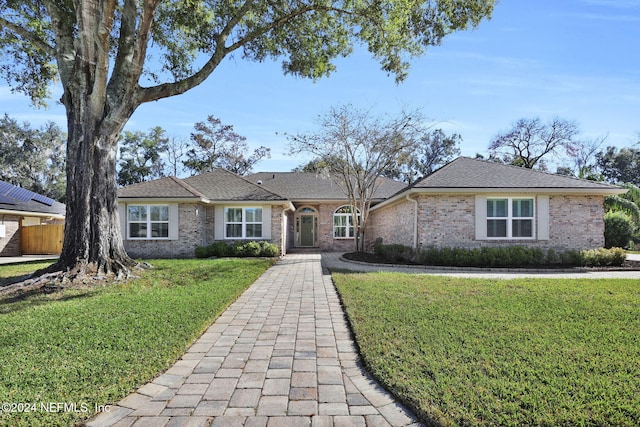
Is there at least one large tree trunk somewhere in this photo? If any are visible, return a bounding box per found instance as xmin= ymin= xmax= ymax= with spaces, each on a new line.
xmin=44 ymin=84 xmax=138 ymax=281
xmin=52 ymin=115 xmax=137 ymax=279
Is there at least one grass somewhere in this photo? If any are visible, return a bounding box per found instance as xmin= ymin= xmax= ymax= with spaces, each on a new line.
xmin=332 ymin=272 xmax=640 ymax=426
xmin=0 ymin=258 xmax=274 ymax=427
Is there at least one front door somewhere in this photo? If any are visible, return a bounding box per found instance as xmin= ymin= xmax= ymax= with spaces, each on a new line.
xmin=300 ymin=215 xmax=315 ymax=247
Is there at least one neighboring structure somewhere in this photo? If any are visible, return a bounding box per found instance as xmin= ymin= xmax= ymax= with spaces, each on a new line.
xmin=117 ymin=157 xmax=625 ymax=258
xmin=0 ymin=181 xmax=66 ymax=256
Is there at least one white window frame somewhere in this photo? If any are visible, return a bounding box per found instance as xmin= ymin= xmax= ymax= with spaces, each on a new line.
xmin=486 ymin=197 xmax=535 ymax=240
xmin=224 ymin=207 xmax=263 ymax=239
xmin=127 ymin=204 xmax=170 ymax=240
xmin=333 ymin=205 xmax=360 ymax=239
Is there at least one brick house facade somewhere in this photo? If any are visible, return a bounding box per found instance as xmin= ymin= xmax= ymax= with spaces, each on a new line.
xmin=367 ymin=194 xmax=607 ymax=252
xmin=117 ymin=158 xmax=624 ymax=259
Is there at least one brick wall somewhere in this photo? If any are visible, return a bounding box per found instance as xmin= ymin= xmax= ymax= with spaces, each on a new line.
xmin=0 ymin=216 xmax=21 ymax=256
xmin=270 ymin=205 xmax=285 ymax=255
xmin=124 ymin=203 xmax=286 ymax=259
xmin=124 ymin=203 xmax=206 ymax=259
xmin=548 ymin=195 xmax=605 ymax=249
xmin=317 ymin=203 xmax=358 ymax=252
xmin=366 ymin=198 xmax=416 ymax=248
xmin=368 ymin=193 xmax=606 ymax=252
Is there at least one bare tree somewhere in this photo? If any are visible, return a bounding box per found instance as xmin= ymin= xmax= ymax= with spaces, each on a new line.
xmin=489 ymin=117 xmax=579 ymax=169
xmin=165 ymin=136 xmax=189 ymax=177
xmin=289 ymin=104 xmax=424 ymax=251
xmin=184 ymin=116 xmax=270 ymax=176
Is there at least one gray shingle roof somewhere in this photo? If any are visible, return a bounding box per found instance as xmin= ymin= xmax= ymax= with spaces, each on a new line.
xmin=184 ymin=169 xmax=287 ymax=201
xmin=118 ymin=169 xmax=287 ymax=201
xmin=118 ymin=176 xmax=206 ymax=199
xmin=0 ymin=180 xmax=65 ymax=216
xmin=412 ymin=157 xmax=623 ymax=192
xmin=247 ymin=172 xmax=407 ymax=200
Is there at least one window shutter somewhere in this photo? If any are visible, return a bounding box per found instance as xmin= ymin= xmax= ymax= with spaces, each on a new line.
xmin=168 ymin=204 xmax=179 ymax=240
xmin=215 ymin=206 xmax=224 ymax=239
xmin=537 ymin=195 xmax=550 ymax=240
xmin=118 ymin=204 xmax=127 ymax=240
xmin=475 ymin=195 xmax=487 ymax=240
xmin=262 ymin=205 xmax=272 ymax=239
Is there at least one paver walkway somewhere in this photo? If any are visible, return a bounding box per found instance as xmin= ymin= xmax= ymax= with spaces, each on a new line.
xmin=86 ymin=254 xmax=422 ymax=427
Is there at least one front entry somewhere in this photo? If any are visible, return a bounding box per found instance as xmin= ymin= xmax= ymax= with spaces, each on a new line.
xmin=300 ymin=215 xmax=315 ymax=246
xmin=295 ymin=207 xmax=318 ymax=247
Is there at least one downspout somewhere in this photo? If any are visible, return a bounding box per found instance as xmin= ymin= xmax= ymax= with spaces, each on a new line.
xmin=406 ymin=193 xmax=418 ymax=249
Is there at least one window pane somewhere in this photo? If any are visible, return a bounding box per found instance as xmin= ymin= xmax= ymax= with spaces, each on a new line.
xmin=150 ymin=205 xmax=169 ymax=221
xmin=151 ymin=223 xmax=169 ymax=238
xmin=487 ymin=199 xmax=507 ymax=217
xmin=128 ymin=206 xmax=147 ymax=221
xmin=246 ymin=224 xmax=262 ymax=238
xmin=245 ymin=208 xmax=262 ymax=223
xmin=226 ymin=223 xmax=242 ymax=238
xmin=334 ymin=227 xmax=346 ymax=238
xmin=512 ymin=219 xmax=533 ymax=237
xmin=513 ymin=199 xmax=533 ymax=217
xmin=334 ymin=215 xmax=346 ymax=226
xmin=129 ymin=223 xmax=147 ymax=238
xmin=487 ymin=219 xmax=507 ymax=237
xmin=336 ymin=206 xmax=352 ymax=214
xmin=226 ymin=208 xmax=242 ymax=222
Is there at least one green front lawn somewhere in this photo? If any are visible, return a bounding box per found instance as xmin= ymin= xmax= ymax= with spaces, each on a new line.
xmin=0 ymin=258 xmax=274 ymax=427
xmin=333 ymin=272 xmax=640 ymax=426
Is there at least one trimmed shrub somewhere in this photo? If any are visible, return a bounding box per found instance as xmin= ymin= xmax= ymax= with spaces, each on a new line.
xmin=194 ymin=245 xmax=210 ymax=259
xmin=604 ymin=211 xmax=635 ymax=249
xmin=195 ymin=241 xmax=279 ymax=258
xmin=579 ymin=247 xmax=626 ymax=267
xmin=373 ymin=244 xmax=412 ymax=263
xmin=369 ymin=245 xmax=625 ymax=268
xmin=208 ymin=241 xmax=231 ymax=257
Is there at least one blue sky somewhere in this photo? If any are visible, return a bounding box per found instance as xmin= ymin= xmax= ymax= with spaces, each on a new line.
xmin=2 ymin=0 xmax=639 ymax=172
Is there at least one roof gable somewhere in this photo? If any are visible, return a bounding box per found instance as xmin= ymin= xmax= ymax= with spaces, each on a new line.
xmin=412 ymin=157 xmax=622 ymax=191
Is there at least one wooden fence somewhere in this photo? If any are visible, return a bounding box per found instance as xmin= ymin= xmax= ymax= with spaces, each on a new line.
xmin=21 ymin=224 xmax=64 ymax=255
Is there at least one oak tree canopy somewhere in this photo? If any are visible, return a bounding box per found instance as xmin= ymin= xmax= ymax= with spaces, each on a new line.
xmin=0 ymin=0 xmax=495 ymax=280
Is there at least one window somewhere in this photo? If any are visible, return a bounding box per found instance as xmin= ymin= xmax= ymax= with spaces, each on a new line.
xmin=128 ymin=205 xmax=169 ymax=239
xmin=225 ymin=207 xmax=262 ymax=239
xmin=487 ymin=198 xmax=534 ymax=239
xmin=333 ymin=206 xmax=360 ymax=239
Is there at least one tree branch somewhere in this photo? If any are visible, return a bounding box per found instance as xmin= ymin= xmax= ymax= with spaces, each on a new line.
xmin=0 ymin=16 xmax=56 ymax=57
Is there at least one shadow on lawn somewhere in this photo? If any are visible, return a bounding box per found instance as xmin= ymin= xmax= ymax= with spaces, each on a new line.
xmin=0 ymin=285 xmax=98 ymax=314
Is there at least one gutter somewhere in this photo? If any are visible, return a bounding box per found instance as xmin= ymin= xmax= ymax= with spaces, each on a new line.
xmin=0 ymin=209 xmax=65 ymax=220
xmin=405 ymin=193 xmax=418 ymax=249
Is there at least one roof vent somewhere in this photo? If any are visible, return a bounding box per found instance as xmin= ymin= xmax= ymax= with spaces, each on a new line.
xmin=257 ymin=180 xmax=263 ymax=185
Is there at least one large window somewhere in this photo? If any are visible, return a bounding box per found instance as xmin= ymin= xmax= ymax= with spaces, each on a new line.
xmin=225 ymin=207 xmax=262 ymax=239
xmin=128 ymin=205 xmax=169 ymax=239
xmin=487 ymin=198 xmax=534 ymax=239
xmin=333 ymin=205 xmax=360 ymax=239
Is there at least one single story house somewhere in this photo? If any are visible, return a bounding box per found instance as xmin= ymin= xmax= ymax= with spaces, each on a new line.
xmin=0 ymin=180 xmax=66 ymax=256
xmin=117 ymin=157 xmax=625 ymax=258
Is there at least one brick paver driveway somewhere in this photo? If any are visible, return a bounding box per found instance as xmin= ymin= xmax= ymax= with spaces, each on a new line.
xmin=86 ymin=254 xmax=421 ymax=427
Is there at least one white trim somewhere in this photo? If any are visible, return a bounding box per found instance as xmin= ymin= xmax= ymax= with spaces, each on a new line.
xmin=124 ymin=203 xmax=176 ymax=241
xmin=485 ymin=197 xmax=536 ymax=240
xmin=223 ymin=206 xmax=265 ymax=240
